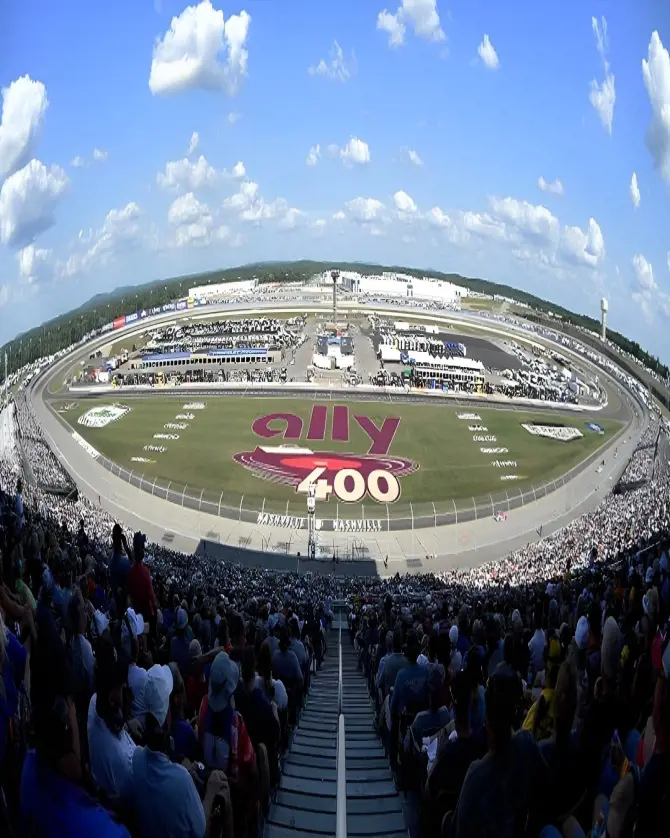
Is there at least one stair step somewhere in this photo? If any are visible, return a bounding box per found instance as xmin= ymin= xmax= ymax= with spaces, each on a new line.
xmin=267 ymin=805 xmax=335 ymax=835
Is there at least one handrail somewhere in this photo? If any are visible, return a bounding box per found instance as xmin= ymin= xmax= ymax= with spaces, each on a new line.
xmin=335 ymin=623 xmax=347 ymax=838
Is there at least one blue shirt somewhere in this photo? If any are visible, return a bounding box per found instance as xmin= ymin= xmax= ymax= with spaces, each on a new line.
xmin=109 ymin=551 xmax=130 ymax=592
xmin=132 ymin=747 xmax=205 ymax=838
xmin=21 ymin=750 xmax=130 ymax=838
xmin=172 ymin=719 xmax=200 ymax=763
xmin=1 ymin=629 xmax=27 ymax=762
xmin=390 ymin=663 xmax=432 ymax=714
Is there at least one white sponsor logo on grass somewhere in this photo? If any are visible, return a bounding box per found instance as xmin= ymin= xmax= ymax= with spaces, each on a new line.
xmin=164 ymin=423 xmax=189 ymax=430
xmin=77 ymin=404 xmax=129 ymax=428
xmin=71 ymin=431 xmax=99 ymax=459
xmin=131 ymin=456 xmax=156 ymax=464
xmin=183 ymin=402 xmax=206 ymax=410
xmin=492 ymin=460 xmax=518 ymax=468
xmin=154 ymin=433 xmax=179 ymax=440
xmin=457 ymin=412 xmax=481 ymax=420
xmin=144 ymin=444 xmax=167 ymax=453
xmin=480 ymin=447 xmax=509 ymax=454
xmin=469 ymin=425 xmax=488 ymax=432
xmin=175 ymin=413 xmax=195 ymax=420
xmin=473 ymin=434 xmax=497 ymax=442
xmin=522 ymin=424 xmax=583 ymax=442
xmin=500 ymin=474 xmax=520 ymax=481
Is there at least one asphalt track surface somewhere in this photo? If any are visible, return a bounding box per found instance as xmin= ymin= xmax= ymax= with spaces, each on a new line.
xmin=30 ymin=304 xmax=645 ymax=576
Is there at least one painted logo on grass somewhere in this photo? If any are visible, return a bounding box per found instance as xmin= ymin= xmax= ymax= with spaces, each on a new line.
xmin=233 ymin=404 xmax=418 ymax=503
xmin=78 ymin=404 xmax=129 ymax=428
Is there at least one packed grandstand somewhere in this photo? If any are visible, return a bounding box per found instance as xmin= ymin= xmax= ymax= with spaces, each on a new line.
xmin=0 ymin=287 xmax=669 ymax=837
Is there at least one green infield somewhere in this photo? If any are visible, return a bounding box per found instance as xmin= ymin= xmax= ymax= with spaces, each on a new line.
xmin=54 ymin=395 xmax=622 ymax=518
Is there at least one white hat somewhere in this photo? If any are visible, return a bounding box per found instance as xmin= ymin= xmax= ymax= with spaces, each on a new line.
xmin=92 ymin=610 xmax=109 ymax=637
xmin=122 ymin=608 xmax=147 ymax=643
xmin=144 ymin=664 xmax=173 ymax=727
xmin=575 ymin=616 xmax=589 ymax=650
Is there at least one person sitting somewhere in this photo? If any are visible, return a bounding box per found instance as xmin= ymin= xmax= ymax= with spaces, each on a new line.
xmin=21 ymin=690 xmax=130 ymax=837
xmin=131 ymin=664 xmax=206 ymax=838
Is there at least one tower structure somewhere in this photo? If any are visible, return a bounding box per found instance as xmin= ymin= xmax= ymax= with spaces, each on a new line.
xmin=600 ymin=297 xmax=608 ymax=341
xmin=331 ymin=269 xmax=339 ymax=323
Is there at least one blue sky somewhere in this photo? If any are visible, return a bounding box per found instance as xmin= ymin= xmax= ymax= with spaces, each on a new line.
xmin=2 ymin=0 xmax=670 ymax=358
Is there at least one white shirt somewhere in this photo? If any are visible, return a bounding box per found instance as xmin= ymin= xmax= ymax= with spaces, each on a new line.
xmin=71 ymin=634 xmax=95 ymax=689
xmin=255 ymin=675 xmax=288 ymax=710
xmin=132 ymin=747 xmax=205 ymax=838
xmin=528 ymin=629 xmax=546 ymax=677
xmin=87 ymin=694 xmax=136 ymax=805
xmin=128 ymin=663 xmax=149 ymax=727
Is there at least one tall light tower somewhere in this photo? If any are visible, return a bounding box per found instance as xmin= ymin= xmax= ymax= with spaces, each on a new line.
xmin=600 ymin=297 xmax=608 ymax=341
xmin=331 ymin=269 xmax=339 ymax=324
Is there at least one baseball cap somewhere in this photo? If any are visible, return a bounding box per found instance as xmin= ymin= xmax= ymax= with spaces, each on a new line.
xmin=449 ymin=625 xmax=459 ymax=645
xmin=176 ymin=608 xmax=188 ymax=630
xmin=208 ymin=652 xmax=239 ymax=713
xmin=122 ymin=608 xmax=148 ymax=643
xmin=189 ymin=639 xmax=203 ymax=659
xmin=575 ymin=616 xmax=589 ymax=650
xmin=144 ymin=664 xmax=174 ymax=727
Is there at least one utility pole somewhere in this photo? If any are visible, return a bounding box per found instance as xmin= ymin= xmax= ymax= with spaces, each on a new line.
xmin=331 ymin=269 xmax=339 ymax=324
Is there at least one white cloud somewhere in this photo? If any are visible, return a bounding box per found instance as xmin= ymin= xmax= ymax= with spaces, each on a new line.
xmin=0 ymin=76 xmax=49 ymax=179
xmin=377 ymin=1 xmax=445 ymax=48
xmin=462 ymin=210 xmax=507 ymax=240
xmin=279 ymin=208 xmax=302 ymax=230
xmin=227 ymin=111 xmax=240 ymax=124
xmin=310 ymin=218 xmax=327 ymax=236
xmin=537 ymin=176 xmax=564 ymax=196
xmin=426 ymin=206 xmax=451 ymax=228
xmin=60 ymin=202 xmax=142 ymax=276
xmin=17 ymin=244 xmax=52 ymax=285
xmin=187 ymin=132 xmax=199 ymax=155
xmin=0 ymin=159 xmax=69 ymax=248
xmin=168 ymin=192 xmax=211 ymax=226
xmin=92 ymin=148 xmax=108 ymax=163
xmin=340 ymin=137 xmax=370 ymax=166
xmin=478 ymin=35 xmax=499 ymax=70
xmin=631 ymin=253 xmax=658 ymax=319
xmin=642 ymin=31 xmax=670 ymax=186
xmin=308 ymin=40 xmax=352 ymax=81
xmin=630 ymin=172 xmax=640 ymax=208
xmin=407 ymin=148 xmax=423 ymax=167
xmin=149 ymin=0 xmax=251 ymax=96
xmin=589 ymin=16 xmax=615 ymax=134
xmin=157 ymin=154 xmax=242 ymax=190
xmin=306 ymin=144 xmax=321 ymax=167
xmin=71 ymin=156 xmax=86 ymax=169
xmin=345 ymin=197 xmax=384 ymax=221
xmin=394 ymin=189 xmax=417 ymax=214
xmin=223 ymin=179 xmax=286 ymax=223
xmin=559 ymin=217 xmax=605 ymax=269
xmin=332 ymin=210 xmax=346 ymax=222
xmin=489 ymin=196 xmax=558 ymax=241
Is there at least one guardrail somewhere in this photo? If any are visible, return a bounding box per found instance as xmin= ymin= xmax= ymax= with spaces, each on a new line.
xmin=336 ymin=623 xmax=347 ymax=838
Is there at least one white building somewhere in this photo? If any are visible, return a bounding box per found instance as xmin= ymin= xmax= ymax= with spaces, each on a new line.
xmin=189 ymin=279 xmax=258 ymax=298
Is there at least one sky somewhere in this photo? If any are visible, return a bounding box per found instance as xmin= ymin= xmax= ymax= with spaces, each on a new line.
xmin=2 ymin=1 xmax=670 ymax=358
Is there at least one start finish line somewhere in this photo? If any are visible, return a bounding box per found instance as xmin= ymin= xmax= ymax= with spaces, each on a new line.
xmin=256 ymin=513 xmax=384 ymax=532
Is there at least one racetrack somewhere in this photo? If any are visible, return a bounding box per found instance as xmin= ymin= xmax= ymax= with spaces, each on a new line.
xmin=29 ymin=300 xmax=646 ymax=574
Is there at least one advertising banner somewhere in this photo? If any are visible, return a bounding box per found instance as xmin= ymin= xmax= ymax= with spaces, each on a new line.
xmin=150 ymin=306 xmax=161 ymax=315
xmin=176 ymin=300 xmax=188 ymax=310
xmin=139 ymin=309 xmax=148 ymax=319
xmin=187 ymin=298 xmax=195 ymax=308
xmin=162 ymin=302 xmax=177 ymax=312
xmin=100 ymin=322 xmax=114 ymax=333
xmin=125 ymin=312 xmax=138 ymax=324
xmin=113 ymin=316 xmax=125 ymax=330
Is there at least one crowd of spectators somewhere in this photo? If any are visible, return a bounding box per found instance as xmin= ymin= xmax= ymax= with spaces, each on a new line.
xmin=12 ymin=396 xmax=75 ymax=493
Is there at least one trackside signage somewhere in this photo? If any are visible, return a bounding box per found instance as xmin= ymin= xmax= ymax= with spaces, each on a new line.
xmin=71 ymin=431 xmax=100 ymax=459
xmin=235 ymin=404 xmax=418 ymax=504
xmin=78 ymin=405 xmax=130 ymax=428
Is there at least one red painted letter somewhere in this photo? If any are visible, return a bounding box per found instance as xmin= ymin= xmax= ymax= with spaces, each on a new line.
xmin=332 ymin=405 xmax=349 ymax=442
xmin=252 ymin=413 xmax=303 ymax=440
xmin=355 ymin=415 xmax=400 ymax=455
xmin=306 ymin=405 xmax=327 ymax=441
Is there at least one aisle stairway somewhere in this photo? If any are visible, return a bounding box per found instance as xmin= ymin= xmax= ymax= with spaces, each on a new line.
xmin=264 ymin=630 xmax=407 ymax=838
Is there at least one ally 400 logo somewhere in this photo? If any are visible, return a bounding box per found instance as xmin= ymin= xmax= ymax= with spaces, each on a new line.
xmin=233 ymin=405 xmax=418 ymax=503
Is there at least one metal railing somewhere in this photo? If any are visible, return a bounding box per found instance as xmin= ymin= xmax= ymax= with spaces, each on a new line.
xmin=336 ymin=622 xmax=347 ymax=838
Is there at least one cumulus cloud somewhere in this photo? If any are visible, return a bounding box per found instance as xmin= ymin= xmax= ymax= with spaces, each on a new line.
xmin=157 ymin=154 xmax=244 ymax=191
xmin=631 ymin=253 xmax=659 ymax=319
xmin=0 ymin=76 xmax=49 ymax=179
xmin=187 ymin=132 xmax=199 ymax=155
xmin=223 ymin=179 xmax=287 ymax=223
xmin=478 ymin=35 xmax=499 ymax=70
xmin=308 ymin=41 xmax=353 ymax=81
xmin=310 ymin=218 xmax=327 ymax=236
xmin=489 ymin=196 xmax=559 ymax=241
xmin=377 ymin=0 xmax=445 ymax=49
xmin=17 ymin=244 xmax=52 ymax=285
xmin=149 ymin=1 xmax=251 ymax=96
xmin=71 ymin=156 xmax=86 ymax=169
xmin=0 ymin=160 xmax=68 ymax=248
xmin=306 ymin=144 xmax=321 ymax=167
xmin=642 ymin=31 xmax=670 ymax=186
xmin=340 ymin=137 xmax=370 ymax=166
xmin=559 ymin=217 xmax=605 ymax=269
xmin=406 ymin=148 xmax=423 ymax=167
xmin=168 ymin=192 xmax=211 ymax=226
xmin=630 ymin=172 xmax=640 ymax=208
xmin=165 ymin=191 xmax=231 ymax=247
xmin=92 ymin=148 xmax=108 ymax=163
xmin=589 ymin=16 xmax=615 ymax=134
xmin=279 ymin=208 xmax=302 ymax=230
xmin=60 ymin=202 xmax=142 ymax=276
xmin=227 ymin=111 xmax=240 ymax=124
xmin=71 ymin=149 xmax=108 ymax=168
xmin=537 ymin=176 xmax=564 ymax=196
xmin=345 ymin=197 xmax=385 ymax=222
xmin=394 ymin=189 xmax=417 ymax=214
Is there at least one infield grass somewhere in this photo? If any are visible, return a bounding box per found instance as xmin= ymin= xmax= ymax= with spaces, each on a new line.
xmin=54 ymin=395 xmax=621 ymax=517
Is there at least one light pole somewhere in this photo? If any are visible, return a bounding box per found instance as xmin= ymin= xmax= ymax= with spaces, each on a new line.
xmin=307 ymin=483 xmax=316 ymax=560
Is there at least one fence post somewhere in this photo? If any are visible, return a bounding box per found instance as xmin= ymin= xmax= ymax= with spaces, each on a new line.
xmin=472 ymin=498 xmax=477 ymax=521
xmin=218 ymin=491 xmax=223 ymax=518
xmin=139 ymin=473 xmax=145 ymax=491
xmin=410 ymin=502 xmax=414 ymax=530
xmin=128 ymin=470 xmax=133 ymax=484
xmin=386 ymin=503 xmax=390 ymax=532
xmin=453 ymin=499 xmax=458 ymax=526
xmin=182 ymin=485 xmax=187 ymax=507
xmin=532 ymin=483 xmax=537 ymax=502
xmin=489 ymin=494 xmax=494 ymax=517
xmin=505 ymin=490 xmax=509 ymax=511
xmin=199 ymin=488 xmax=204 ymax=511
xmin=152 ymin=477 xmax=157 ymax=496
xmin=260 ymin=497 xmax=265 ymax=518
xmin=166 ymin=481 xmax=171 ymax=501
xmin=239 ymin=495 xmax=244 ymax=521
xmin=432 ymin=501 xmax=436 ymax=528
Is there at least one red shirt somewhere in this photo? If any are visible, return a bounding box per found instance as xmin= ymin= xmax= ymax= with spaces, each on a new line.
xmin=127 ymin=561 xmax=155 ymax=617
